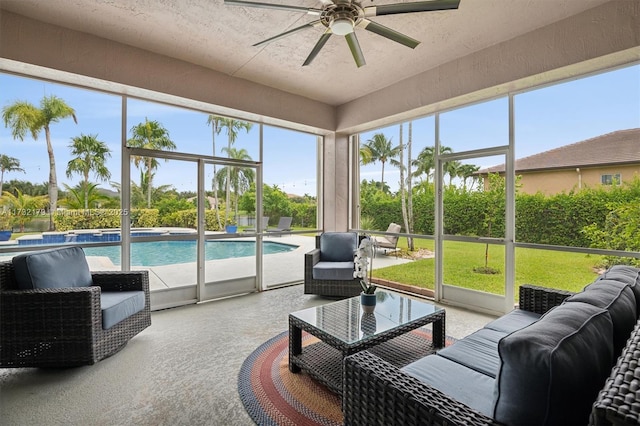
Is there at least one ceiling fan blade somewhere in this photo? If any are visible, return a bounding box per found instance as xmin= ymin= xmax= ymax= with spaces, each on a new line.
xmin=254 ymin=21 xmax=321 ymax=47
xmin=303 ymin=31 xmax=332 ymax=66
xmin=345 ymin=32 xmax=366 ymax=68
xmin=364 ymin=0 xmax=460 ymax=17
xmin=224 ymin=0 xmax=322 ymax=16
xmin=361 ymin=19 xmax=420 ymax=49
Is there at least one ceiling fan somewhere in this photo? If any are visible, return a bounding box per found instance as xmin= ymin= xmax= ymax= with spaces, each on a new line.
xmin=224 ymin=0 xmax=460 ymax=68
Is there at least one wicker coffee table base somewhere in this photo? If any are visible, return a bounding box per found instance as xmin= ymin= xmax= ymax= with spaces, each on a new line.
xmin=290 ymin=331 xmax=438 ymax=395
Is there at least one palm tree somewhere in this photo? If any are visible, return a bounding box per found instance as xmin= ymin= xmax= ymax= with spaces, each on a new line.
xmin=412 ymin=145 xmax=453 ymax=185
xmin=459 ymin=164 xmax=481 ymax=191
xmin=361 ymin=133 xmax=400 ymax=187
xmin=60 ymin=182 xmax=112 ymax=209
xmin=445 ymin=159 xmax=462 ymax=187
xmin=215 ymin=147 xmax=255 ymax=222
xmin=0 ymin=155 xmax=25 ymax=195
xmin=212 ymin=117 xmax=253 ymax=222
xmin=127 ymin=118 xmax=176 ymax=208
xmin=66 ymin=133 xmax=112 ymax=209
xmin=2 ymin=95 xmax=77 ymax=230
xmin=0 ymin=189 xmax=48 ymax=232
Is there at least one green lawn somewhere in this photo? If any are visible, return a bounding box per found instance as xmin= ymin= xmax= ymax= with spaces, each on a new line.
xmin=373 ymin=238 xmax=601 ymax=299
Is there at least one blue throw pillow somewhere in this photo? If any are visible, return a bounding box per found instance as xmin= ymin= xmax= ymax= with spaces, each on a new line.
xmin=12 ymin=246 xmax=93 ymax=290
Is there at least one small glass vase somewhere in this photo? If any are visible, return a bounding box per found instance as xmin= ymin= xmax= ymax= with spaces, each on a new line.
xmin=360 ymin=292 xmax=376 ymax=313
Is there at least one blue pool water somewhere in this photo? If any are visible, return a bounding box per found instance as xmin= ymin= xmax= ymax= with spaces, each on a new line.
xmin=83 ymin=240 xmax=296 ymax=266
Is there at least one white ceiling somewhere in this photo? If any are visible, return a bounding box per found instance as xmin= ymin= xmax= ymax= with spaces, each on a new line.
xmin=0 ymin=0 xmax=612 ymax=106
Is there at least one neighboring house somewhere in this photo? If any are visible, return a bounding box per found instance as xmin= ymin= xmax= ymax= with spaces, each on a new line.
xmin=477 ymin=128 xmax=640 ymax=195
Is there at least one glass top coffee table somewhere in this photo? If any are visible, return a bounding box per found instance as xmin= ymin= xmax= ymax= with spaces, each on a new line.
xmin=289 ymin=290 xmax=445 ymax=395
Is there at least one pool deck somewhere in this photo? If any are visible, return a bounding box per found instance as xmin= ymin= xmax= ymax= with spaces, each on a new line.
xmin=1 ymin=235 xmax=412 ymax=291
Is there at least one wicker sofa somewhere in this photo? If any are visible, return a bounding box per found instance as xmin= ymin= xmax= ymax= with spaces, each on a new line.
xmin=343 ymin=265 xmax=640 ymax=426
xmin=0 ymin=246 xmax=151 ymax=367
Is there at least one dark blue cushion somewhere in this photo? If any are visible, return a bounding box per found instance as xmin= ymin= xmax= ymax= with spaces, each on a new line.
xmin=319 ymin=232 xmax=357 ymax=262
xmin=437 ymin=328 xmax=505 ymax=378
xmin=567 ymin=279 xmax=636 ymax=355
xmin=402 ymin=354 xmax=495 ymax=417
xmin=101 ymin=291 xmax=145 ymax=329
xmin=484 ymin=309 xmax=541 ymax=334
xmin=312 ymin=261 xmax=355 ymax=280
xmin=596 ymin=266 xmax=640 ymax=310
xmin=493 ymin=302 xmax=613 ymax=426
xmin=12 ymin=246 xmax=92 ymax=290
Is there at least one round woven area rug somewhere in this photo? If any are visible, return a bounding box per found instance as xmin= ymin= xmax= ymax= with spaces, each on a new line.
xmin=238 ymin=329 xmax=453 ymax=426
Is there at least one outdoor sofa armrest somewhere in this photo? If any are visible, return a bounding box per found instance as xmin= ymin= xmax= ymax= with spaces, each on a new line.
xmin=591 ymin=317 xmax=640 ymax=426
xmin=518 ymin=284 xmax=574 ymax=315
xmin=343 ymin=350 xmax=500 ymax=426
xmin=92 ymin=270 xmax=149 ymax=293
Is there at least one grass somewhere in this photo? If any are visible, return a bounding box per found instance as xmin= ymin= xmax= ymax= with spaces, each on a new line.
xmin=373 ymin=237 xmax=601 ymax=300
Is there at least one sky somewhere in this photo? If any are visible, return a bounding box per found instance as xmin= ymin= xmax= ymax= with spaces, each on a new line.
xmin=1 ymin=64 xmax=639 ymax=197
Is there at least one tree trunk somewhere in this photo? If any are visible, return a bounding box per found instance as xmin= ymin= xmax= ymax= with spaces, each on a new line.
xmin=407 ymin=121 xmax=414 ymax=251
xmin=44 ymin=126 xmax=57 ymax=231
xmin=212 ymin=124 xmax=222 ymax=230
xmin=146 ymin=157 xmax=152 ymax=208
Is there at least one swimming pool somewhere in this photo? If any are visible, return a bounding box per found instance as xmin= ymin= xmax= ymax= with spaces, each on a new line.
xmin=83 ymin=240 xmax=297 ymax=266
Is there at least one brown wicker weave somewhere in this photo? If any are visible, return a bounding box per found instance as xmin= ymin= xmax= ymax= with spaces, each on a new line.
xmin=342 ymin=284 xmax=575 ymax=426
xmin=0 ymin=261 xmax=151 ymax=368
xmin=304 ymin=235 xmax=363 ymax=298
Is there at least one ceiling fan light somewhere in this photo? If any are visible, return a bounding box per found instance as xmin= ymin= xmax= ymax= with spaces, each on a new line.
xmin=331 ymin=18 xmax=354 ymax=36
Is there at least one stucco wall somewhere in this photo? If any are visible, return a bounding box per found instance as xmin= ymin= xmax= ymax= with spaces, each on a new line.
xmin=516 ymin=165 xmax=640 ymax=195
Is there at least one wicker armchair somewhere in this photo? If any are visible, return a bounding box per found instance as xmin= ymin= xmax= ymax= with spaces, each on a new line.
xmin=304 ymin=233 xmax=363 ymax=298
xmin=0 ymin=259 xmax=151 ymax=368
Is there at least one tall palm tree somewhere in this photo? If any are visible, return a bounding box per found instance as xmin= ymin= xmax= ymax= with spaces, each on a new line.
xmin=215 ymin=147 xmax=255 ymax=222
xmin=66 ymin=133 xmax=112 ymax=209
xmin=0 ymin=154 xmax=25 ymax=195
xmin=361 ymin=133 xmax=400 ymax=187
xmin=212 ymin=117 xmax=253 ymax=222
xmin=127 ymin=118 xmax=176 ymax=208
xmin=445 ymin=159 xmax=462 ymax=187
xmin=412 ymin=145 xmax=453 ymax=185
xmin=2 ymin=95 xmax=77 ymax=230
xmin=459 ymin=164 xmax=481 ymax=191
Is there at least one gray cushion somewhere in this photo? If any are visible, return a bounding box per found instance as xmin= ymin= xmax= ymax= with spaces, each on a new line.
xmin=567 ymin=279 xmax=637 ymax=355
xmin=402 ymin=353 xmax=495 ymax=417
xmin=12 ymin=246 xmax=92 ymax=290
xmin=436 ymin=328 xmax=505 ymax=378
xmin=319 ymin=232 xmax=357 ymax=262
xmin=483 ymin=309 xmax=542 ymax=334
xmin=596 ymin=266 xmax=640 ymax=310
xmin=312 ymin=261 xmax=355 ymax=280
xmin=493 ymin=302 xmax=614 ymax=426
xmin=101 ymin=291 xmax=145 ymax=329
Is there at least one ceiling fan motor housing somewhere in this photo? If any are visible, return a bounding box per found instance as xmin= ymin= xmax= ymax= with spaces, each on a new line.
xmin=322 ymin=1 xmax=365 ymax=35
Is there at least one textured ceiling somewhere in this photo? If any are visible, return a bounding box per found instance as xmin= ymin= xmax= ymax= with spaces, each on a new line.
xmin=0 ymin=0 xmax=612 ymax=106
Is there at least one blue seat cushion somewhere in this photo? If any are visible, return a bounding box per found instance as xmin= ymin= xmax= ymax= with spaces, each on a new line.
xmin=101 ymin=291 xmax=145 ymax=330
xmin=567 ymin=279 xmax=637 ymax=355
xmin=483 ymin=309 xmax=541 ymax=334
xmin=436 ymin=328 xmax=505 ymax=378
xmin=12 ymin=246 xmax=93 ymax=290
xmin=402 ymin=354 xmax=495 ymax=417
xmin=312 ymin=261 xmax=355 ymax=281
xmin=493 ymin=302 xmax=614 ymax=426
xmin=319 ymin=232 xmax=357 ymax=262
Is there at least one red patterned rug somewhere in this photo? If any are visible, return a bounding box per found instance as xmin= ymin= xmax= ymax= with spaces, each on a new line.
xmin=238 ymin=329 xmax=454 ymax=425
